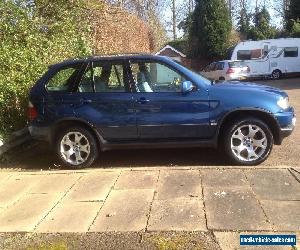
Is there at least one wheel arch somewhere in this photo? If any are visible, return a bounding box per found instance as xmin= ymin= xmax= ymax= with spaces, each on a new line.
xmin=217 ymin=109 xmax=281 ymax=145
xmin=50 ymin=118 xmax=105 ymax=150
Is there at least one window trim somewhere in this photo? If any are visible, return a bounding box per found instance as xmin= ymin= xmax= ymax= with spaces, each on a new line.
xmin=128 ymin=59 xmax=197 ymax=94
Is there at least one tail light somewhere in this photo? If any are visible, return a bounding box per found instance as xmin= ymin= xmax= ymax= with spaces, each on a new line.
xmin=28 ymin=101 xmax=38 ymax=121
xmin=247 ymin=66 xmax=250 ymax=73
xmin=226 ymin=68 xmax=235 ymax=74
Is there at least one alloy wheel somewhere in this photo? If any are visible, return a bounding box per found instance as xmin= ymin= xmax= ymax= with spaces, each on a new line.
xmin=60 ymin=132 xmax=91 ymax=166
xmin=231 ymin=124 xmax=268 ymax=162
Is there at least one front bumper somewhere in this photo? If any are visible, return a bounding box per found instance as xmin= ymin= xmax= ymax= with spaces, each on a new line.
xmin=275 ymin=111 xmax=296 ymax=144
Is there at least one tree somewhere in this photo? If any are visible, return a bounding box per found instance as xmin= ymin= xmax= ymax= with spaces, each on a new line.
xmin=107 ymin=0 xmax=167 ymax=50
xmin=248 ymin=6 xmax=276 ymax=40
xmin=236 ymin=0 xmax=251 ymax=37
xmin=290 ymin=19 xmax=300 ymax=37
xmin=286 ymin=0 xmax=300 ymax=32
xmin=189 ymin=0 xmax=232 ymax=59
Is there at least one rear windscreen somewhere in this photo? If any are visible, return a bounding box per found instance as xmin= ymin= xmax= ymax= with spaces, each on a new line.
xmin=228 ymin=61 xmax=247 ymax=68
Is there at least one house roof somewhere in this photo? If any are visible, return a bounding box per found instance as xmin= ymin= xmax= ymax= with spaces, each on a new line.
xmin=155 ymin=45 xmax=186 ymax=58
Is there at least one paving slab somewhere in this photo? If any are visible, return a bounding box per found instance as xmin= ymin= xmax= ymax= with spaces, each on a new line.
xmin=0 ymin=172 xmax=12 ymax=184
xmin=261 ymin=200 xmax=300 ymax=231
xmin=201 ymin=169 xmax=248 ymax=187
xmin=204 ymin=186 xmax=271 ymax=231
xmin=65 ymin=171 xmax=119 ymax=202
xmin=0 ymin=193 xmax=62 ymax=232
xmin=214 ymin=232 xmax=298 ymax=250
xmin=90 ymin=189 xmax=154 ymax=232
xmin=115 ymin=170 xmax=159 ymax=190
xmin=0 ymin=174 xmax=41 ymax=208
xmin=245 ymin=169 xmax=300 ymax=200
xmin=29 ymin=173 xmax=82 ymax=194
xmin=290 ymin=168 xmax=300 ymax=182
xmin=36 ymin=201 xmax=102 ymax=232
xmin=147 ymin=198 xmax=207 ymax=231
xmin=156 ymin=170 xmax=202 ymax=200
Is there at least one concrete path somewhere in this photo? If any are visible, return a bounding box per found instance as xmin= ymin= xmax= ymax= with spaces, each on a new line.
xmin=0 ymin=167 xmax=299 ymax=249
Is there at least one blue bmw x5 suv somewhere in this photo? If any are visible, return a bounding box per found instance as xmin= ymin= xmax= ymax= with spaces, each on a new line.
xmin=28 ymin=54 xmax=296 ymax=168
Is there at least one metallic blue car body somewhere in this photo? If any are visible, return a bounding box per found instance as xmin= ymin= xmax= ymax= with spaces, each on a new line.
xmin=29 ymin=55 xmax=295 ymax=151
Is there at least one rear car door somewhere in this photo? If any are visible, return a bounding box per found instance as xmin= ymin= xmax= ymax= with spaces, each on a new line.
xmin=129 ymin=59 xmax=211 ymax=139
xmin=44 ymin=63 xmax=87 ymax=123
xmin=73 ymin=60 xmax=137 ymax=141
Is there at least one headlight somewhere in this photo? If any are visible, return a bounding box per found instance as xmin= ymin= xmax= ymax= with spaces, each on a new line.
xmin=277 ymin=97 xmax=290 ymax=109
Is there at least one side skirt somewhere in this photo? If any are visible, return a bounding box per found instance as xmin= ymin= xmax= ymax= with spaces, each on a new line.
xmin=100 ymin=139 xmax=217 ymax=151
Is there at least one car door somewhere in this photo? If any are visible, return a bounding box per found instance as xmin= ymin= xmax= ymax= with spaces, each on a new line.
xmin=44 ymin=63 xmax=87 ymax=122
xmin=129 ymin=59 xmax=211 ymax=140
xmin=72 ymin=60 xmax=137 ymax=141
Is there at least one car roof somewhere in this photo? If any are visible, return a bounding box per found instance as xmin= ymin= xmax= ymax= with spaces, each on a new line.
xmin=49 ymin=54 xmax=165 ymax=69
xmin=216 ymin=60 xmax=244 ymax=63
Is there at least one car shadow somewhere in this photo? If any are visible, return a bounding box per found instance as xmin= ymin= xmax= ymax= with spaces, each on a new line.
xmin=0 ymin=141 xmax=227 ymax=171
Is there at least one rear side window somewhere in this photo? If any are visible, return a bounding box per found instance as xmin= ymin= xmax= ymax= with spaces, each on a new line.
xmin=237 ymin=49 xmax=262 ymax=60
xmin=284 ymin=47 xmax=298 ymax=57
xmin=237 ymin=50 xmax=251 ymax=60
xmin=46 ymin=67 xmax=78 ymax=92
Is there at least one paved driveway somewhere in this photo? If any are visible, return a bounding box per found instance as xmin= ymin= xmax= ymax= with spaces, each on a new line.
xmin=0 ymin=167 xmax=300 ymax=249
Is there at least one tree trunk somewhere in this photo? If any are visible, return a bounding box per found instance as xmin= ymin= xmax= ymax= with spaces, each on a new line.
xmin=172 ymin=0 xmax=177 ymax=40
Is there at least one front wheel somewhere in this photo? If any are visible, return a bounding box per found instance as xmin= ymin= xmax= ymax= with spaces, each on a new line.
xmin=271 ymin=70 xmax=282 ymax=80
xmin=223 ymin=118 xmax=273 ymax=165
xmin=56 ymin=126 xmax=99 ymax=169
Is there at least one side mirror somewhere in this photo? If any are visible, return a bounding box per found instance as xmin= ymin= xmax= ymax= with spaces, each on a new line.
xmin=182 ymin=81 xmax=194 ymax=94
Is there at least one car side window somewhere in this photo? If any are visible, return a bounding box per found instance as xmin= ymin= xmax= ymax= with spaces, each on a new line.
xmin=216 ymin=62 xmax=224 ymax=70
xmin=46 ymin=67 xmax=78 ymax=92
xmin=210 ymin=63 xmax=217 ymax=71
xmin=78 ymin=68 xmax=94 ymax=93
xmin=130 ymin=61 xmax=188 ymax=93
xmin=78 ymin=63 xmax=126 ymax=93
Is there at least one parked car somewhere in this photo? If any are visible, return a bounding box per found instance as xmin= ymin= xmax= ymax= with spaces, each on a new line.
xmin=29 ymin=54 xmax=296 ymax=168
xmin=231 ymin=38 xmax=300 ymax=79
xmin=201 ymin=60 xmax=250 ymax=81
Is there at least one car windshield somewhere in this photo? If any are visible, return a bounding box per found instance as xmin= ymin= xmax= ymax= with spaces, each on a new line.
xmin=228 ymin=61 xmax=247 ymax=68
xmin=171 ymin=59 xmax=212 ymax=86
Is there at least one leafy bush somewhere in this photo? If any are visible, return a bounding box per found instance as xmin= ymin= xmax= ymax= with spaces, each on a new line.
xmin=0 ymin=0 xmax=92 ymax=137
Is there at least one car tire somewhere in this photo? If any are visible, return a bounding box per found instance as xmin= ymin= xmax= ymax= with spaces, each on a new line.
xmin=222 ymin=117 xmax=273 ymax=165
xmin=271 ymin=69 xmax=282 ymax=80
xmin=56 ymin=126 xmax=99 ymax=169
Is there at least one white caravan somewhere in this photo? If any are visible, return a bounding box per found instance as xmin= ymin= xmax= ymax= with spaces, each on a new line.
xmin=231 ymin=38 xmax=300 ymax=79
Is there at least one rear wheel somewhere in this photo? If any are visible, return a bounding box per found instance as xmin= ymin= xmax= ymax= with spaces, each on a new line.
xmin=56 ymin=126 xmax=99 ymax=169
xmin=222 ymin=117 xmax=273 ymax=165
xmin=271 ymin=69 xmax=282 ymax=80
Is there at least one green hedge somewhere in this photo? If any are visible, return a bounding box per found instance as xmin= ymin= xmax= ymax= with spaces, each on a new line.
xmin=0 ymin=1 xmax=92 ymax=138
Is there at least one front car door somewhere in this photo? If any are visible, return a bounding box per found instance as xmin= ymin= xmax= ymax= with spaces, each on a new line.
xmin=129 ymin=58 xmax=211 ymax=140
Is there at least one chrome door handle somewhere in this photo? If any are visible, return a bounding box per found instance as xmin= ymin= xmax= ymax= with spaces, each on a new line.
xmin=136 ymin=98 xmax=150 ymax=104
xmin=80 ymin=98 xmax=92 ymax=104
